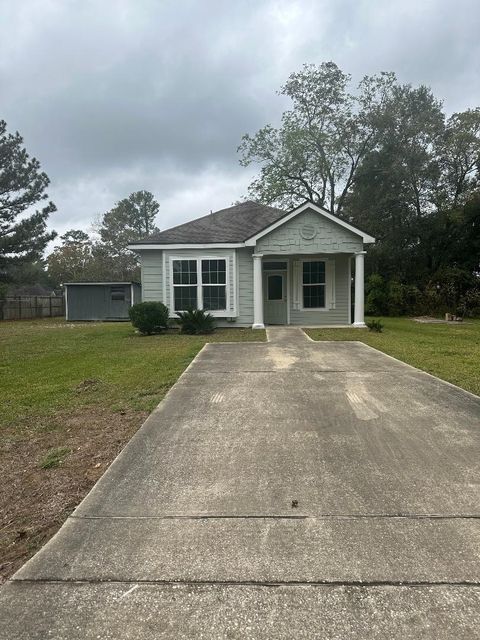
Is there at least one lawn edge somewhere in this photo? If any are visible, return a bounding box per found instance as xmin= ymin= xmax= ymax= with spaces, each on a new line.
xmin=355 ymin=342 xmax=480 ymax=402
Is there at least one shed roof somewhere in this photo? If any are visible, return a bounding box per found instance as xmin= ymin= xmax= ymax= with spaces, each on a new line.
xmin=63 ymin=282 xmax=140 ymax=286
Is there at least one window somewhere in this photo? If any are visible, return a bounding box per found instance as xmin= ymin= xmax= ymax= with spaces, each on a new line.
xmin=172 ymin=258 xmax=227 ymax=312
xmin=267 ymin=274 xmax=283 ymax=301
xmin=201 ymin=260 xmax=226 ymax=311
xmin=111 ymin=286 xmax=125 ymax=301
xmin=173 ymin=260 xmax=197 ymax=311
xmin=302 ymin=261 xmax=325 ymax=308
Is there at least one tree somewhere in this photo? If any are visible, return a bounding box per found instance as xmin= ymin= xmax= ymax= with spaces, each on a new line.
xmin=95 ymin=190 xmax=160 ymax=279
xmin=238 ymin=62 xmax=396 ymax=213
xmin=437 ymin=109 xmax=480 ymax=209
xmin=98 ymin=190 xmax=160 ymax=256
xmin=46 ymin=230 xmax=94 ymax=285
xmin=0 ymin=120 xmax=56 ymax=281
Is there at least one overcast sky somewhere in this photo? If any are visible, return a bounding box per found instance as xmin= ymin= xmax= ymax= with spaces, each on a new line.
xmin=1 ymin=0 xmax=479 ymax=245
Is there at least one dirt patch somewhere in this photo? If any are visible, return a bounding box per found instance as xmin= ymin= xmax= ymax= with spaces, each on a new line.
xmin=0 ymin=406 xmax=147 ymax=584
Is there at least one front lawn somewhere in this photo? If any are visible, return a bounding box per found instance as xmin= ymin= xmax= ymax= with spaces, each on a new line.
xmin=0 ymin=319 xmax=266 ymax=582
xmin=305 ymin=317 xmax=480 ymax=397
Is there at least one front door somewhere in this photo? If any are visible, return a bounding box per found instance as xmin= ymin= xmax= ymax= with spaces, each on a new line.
xmin=264 ymin=271 xmax=287 ymax=324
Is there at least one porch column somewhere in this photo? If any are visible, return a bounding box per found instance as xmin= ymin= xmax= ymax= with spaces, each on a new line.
xmin=252 ymin=253 xmax=265 ymax=329
xmin=353 ymin=251 xmax=366 ymax=327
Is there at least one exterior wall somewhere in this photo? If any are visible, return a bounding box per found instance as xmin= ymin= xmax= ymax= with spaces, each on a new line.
xmin=256 ymin=209 xmax=363 ymax=255
xmin=66 ymin=284 xmax=133 ymax=321
xmin=138 ymin=248 xmax=247 ymax=324
xmin=235 ymin=247 xmax=254 ymax=325
xmin=138 ymin=246 xmax=352 ymax=326
xmin=288 ymin=254 xmax=351 ymax=326
xmin=140 ymin=250 xmax=163 ymax=302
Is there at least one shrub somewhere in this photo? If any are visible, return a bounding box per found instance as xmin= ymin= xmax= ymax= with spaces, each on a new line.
xmin=129 ymin=301 xmax=169 ymax=335
xmin=366 ymin=319 xmax=384 ymax=332
xmin=429 ymin=267 xmax=475 ymax=315
xmin=365 ymin=274 xmax=387 ymax=315
xmin=387 ymin=281 xmax=421 ymax=316
xmin=458 ymin=287 xmax=480 ymax=318
xmin=176 ymin=308 xmax=215 ymax=334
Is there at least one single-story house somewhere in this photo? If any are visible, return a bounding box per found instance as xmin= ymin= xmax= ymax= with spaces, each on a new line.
xmin=64 ymin=282 xmax=141 ymax=322
xmin=129 ymin=201 xmax=374 ymax=328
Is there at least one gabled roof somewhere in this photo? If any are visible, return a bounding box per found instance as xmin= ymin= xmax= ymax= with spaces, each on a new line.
xmin=131 ymin=201 xmax=286 ymax=245
xmin=129 ymin=199 xmax=375 ymax=248
xmin=245 ymin=201 xmax=375 ymax=245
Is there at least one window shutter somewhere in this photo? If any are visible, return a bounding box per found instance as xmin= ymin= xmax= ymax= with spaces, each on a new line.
xmin=326 ymin=259 xmax=336 ymax=309
xmin=292 ymin=260 xmax=300 ymax=310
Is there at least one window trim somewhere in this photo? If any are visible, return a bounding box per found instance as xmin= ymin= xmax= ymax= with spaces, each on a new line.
xmin=300 ymin=259 xmax=327 ymax=311
xmin=110 ymin=285 xmax=126 ymax=302
xmin=169 ymin=256 xmax=230 ymax=316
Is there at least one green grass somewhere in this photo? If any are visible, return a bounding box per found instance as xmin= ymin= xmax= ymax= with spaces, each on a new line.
xmin=0 ymin=319 xmax=266 ymax=431
xmin=305 ymin=317 xmax=480 ymax=396
xmin=39 ymin=446 xmax=71 ymax=469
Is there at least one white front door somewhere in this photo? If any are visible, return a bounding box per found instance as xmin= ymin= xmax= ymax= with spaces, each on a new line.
xmin=264 ymin=271 xmax=287 ymax=325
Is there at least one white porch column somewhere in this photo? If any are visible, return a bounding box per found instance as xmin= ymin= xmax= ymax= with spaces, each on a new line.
xmin=252 ymin=253 xmax=265 ymax=329
xmin=353 ymin=251 xmax=366 ymax=327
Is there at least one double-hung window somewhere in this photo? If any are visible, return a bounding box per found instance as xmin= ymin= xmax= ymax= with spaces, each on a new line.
xmin=172 ymin=258 xmax=227 ymax=312
xmin=173 ymin=259 xmax=198 ymax=310
xmin=302 ymin=261 xmax=326 ymax=309
xmin=201 ymin=259 xmax=226 ymax=311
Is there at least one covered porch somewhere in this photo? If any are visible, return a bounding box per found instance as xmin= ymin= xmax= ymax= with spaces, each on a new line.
xmin=251 ymin=251 xmax=366 ymax=329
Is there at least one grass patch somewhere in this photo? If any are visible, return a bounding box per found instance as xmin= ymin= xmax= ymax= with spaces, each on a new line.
xmin=0 ymin=319 xmax=266 ymax=432
xmin=305 ymin=317 xmax=480 ymax=396
xmin=39 ymin=446 xmax=71 ymax=469
xmin=0 ymin=319 xmax=266 ymax=582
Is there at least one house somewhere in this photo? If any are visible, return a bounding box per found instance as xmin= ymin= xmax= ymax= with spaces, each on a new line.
xmin=128 ymin=201 xmax=374 ymax=328
xmin=64 ymin=282 xmax=141 ymax=322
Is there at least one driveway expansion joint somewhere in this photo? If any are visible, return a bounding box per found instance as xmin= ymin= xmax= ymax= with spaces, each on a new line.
xmin=11 ymin=578 xmax=480 ymax=588
xmin=68 ymin=513 xmax=480 ymax=520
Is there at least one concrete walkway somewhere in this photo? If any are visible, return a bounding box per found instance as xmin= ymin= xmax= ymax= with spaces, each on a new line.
xmin=1 ymin=328 xmax=480 ymax=638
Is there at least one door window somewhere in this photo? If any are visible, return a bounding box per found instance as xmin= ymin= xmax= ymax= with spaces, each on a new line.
xmin=267 ymin=275 xmax=283 ymax=301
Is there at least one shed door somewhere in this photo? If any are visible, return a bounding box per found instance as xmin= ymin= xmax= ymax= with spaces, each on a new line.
xmin=109 ymin=285 xmax=129 ymax=318
xmin=263 ymin=272 xmax=287 ymax=325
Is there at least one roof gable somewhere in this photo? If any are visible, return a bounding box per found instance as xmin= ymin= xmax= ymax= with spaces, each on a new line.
xmin=128 ymin=200 xmax=374 ymax=249
xmin=245 ymin=202 xmax=375 ymax=245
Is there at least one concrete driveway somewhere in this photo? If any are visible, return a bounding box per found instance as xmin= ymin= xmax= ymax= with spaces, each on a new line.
xmin=1 ymin=327 xmax=479 ymax=639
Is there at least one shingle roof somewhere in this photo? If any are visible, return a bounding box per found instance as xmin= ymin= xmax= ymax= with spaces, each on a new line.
xmin=133 ymin=201 xmax=287 ymax=244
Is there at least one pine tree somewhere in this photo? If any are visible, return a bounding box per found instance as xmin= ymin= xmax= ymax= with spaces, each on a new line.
xmin=0 ymin=119 xmax=57 ymax=281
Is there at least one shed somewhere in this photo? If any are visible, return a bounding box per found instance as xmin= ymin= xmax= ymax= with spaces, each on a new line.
xmin=64 ymin=282 xmax=141 ymax=321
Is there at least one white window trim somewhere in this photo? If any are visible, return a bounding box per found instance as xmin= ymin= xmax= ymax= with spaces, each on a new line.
xmin=169 ymin=256 xmax=231 ymax=317
xmin=299 ymin=258 xmax=329 ymax=312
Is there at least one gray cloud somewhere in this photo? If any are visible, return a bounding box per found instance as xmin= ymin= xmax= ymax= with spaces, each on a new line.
xmin=0 ymin=0 xmax=479 ymax=241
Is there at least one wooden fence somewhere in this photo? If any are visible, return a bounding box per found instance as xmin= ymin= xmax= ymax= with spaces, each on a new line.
xmin=0 ymin=296 xmax=65 ymax=320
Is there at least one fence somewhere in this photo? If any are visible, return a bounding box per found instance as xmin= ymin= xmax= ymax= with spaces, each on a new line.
xmin=0 ymin=296 xmax=65 ymax=320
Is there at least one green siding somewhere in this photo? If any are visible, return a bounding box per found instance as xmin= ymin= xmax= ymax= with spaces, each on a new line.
xmin=138 ymin=249 xmax=244 ymax=324
xmin=288 ymin=254 xmax=351 ymax=325
xmin=236 ymin=247 xmax=254 ymax=325
xmin=140 ymin=250 xmax=163 ymax=302
xmin=256 ymin=208 xmax=362 ymax=255
xmin=138 ymin=245 xmax=352 ymax=326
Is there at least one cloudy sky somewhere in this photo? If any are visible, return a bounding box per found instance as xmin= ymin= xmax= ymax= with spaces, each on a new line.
xmin=1 ymin=0 xmax=479 ymax=244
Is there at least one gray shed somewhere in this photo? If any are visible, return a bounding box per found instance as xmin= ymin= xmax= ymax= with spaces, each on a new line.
xmin=64 ymin=282 xmax=141 ymax=321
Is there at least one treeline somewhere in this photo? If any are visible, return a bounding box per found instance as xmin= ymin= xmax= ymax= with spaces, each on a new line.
xmin=0 ymin=114 xmax=160 ymax=294
xmin=240 ymin=62 xmax=480 ymax=317
xmin=46 ymin=190 xmax=160 ymax=286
